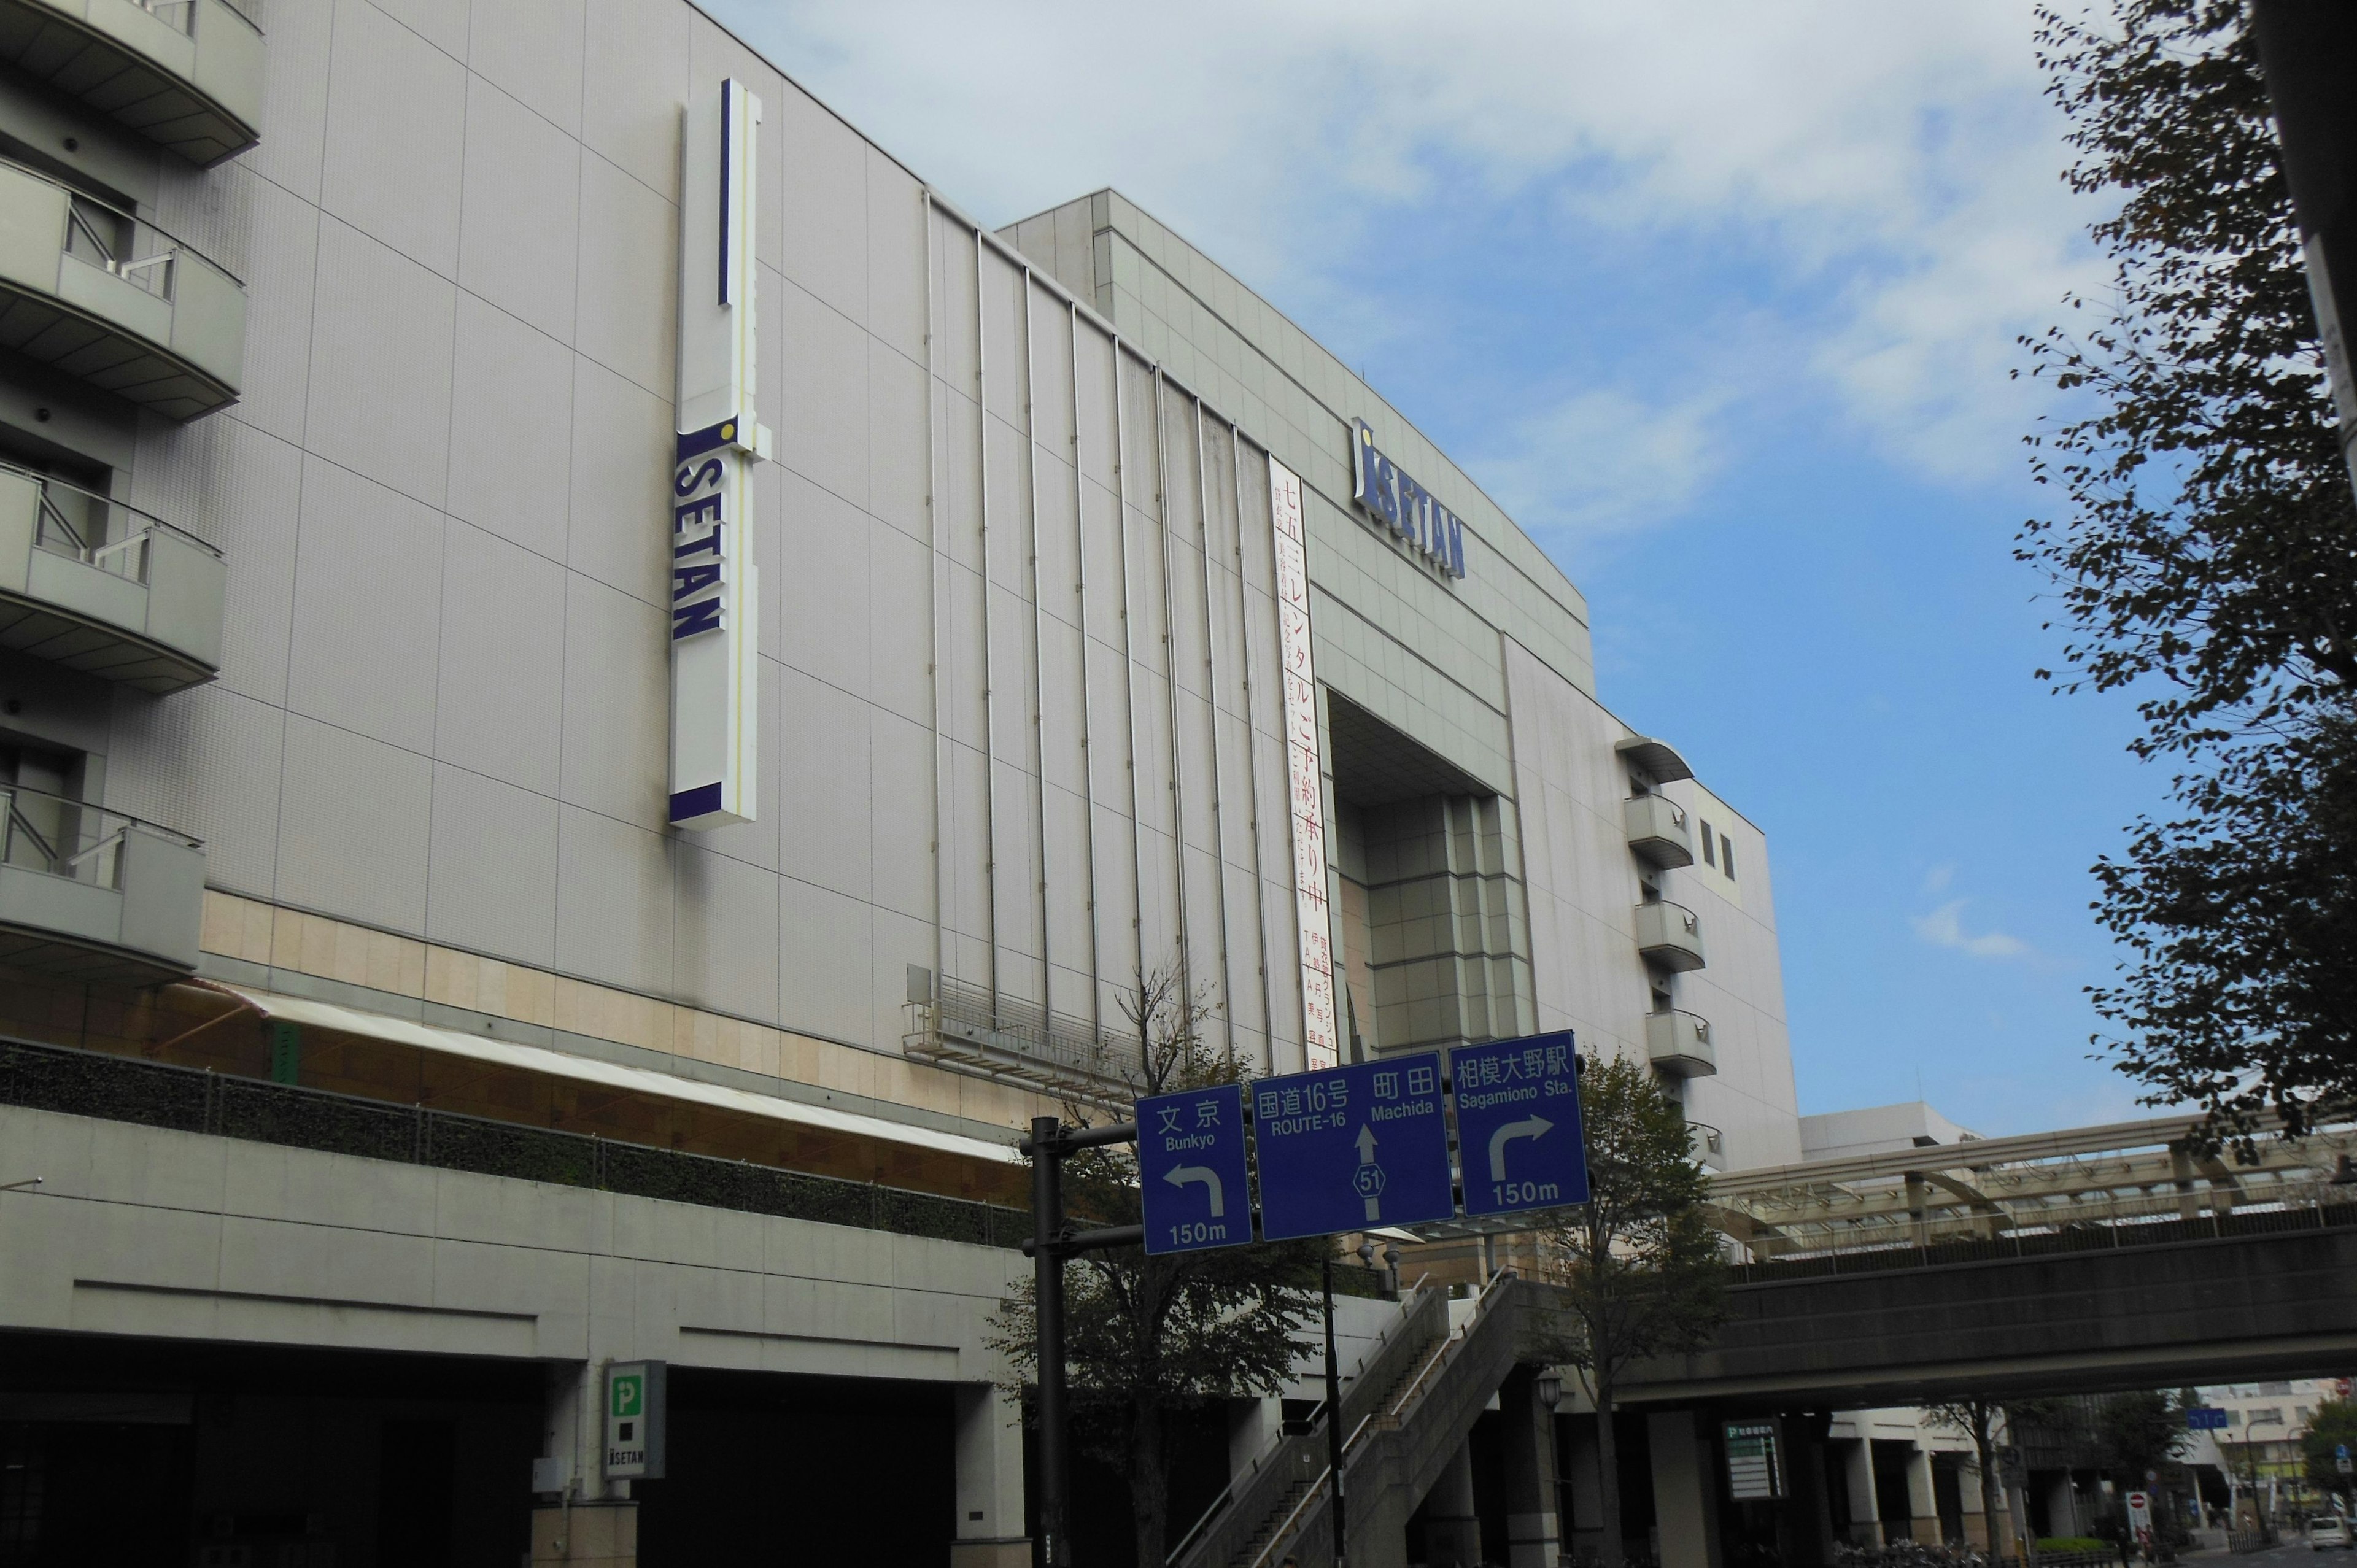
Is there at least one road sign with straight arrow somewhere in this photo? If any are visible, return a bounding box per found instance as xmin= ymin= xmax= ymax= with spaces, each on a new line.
xmin=1253 ymin=1052 xmax=1455 ymax=1241
xmin=1137 ymin=1082 xmax=1253 ymax=1255
xmin=1449 ymin=1030 xmax=1588 ymax=1218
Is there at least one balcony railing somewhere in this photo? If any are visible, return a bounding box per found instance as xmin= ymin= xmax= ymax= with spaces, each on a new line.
xmin=1624 ymin=792 xmax=1696 ymax=868
xmin=0 ymin=458 xmax=225 ymax=689
xmin=0 ymin=782 xmax=203 ymax=981
xmin=904 ymin=973 xmax=1145 ymax=1110
xmin=1634 ymin=899 xmax=1706 ymax=972
xmin=1646 ymin=1009 xmax=1717 ymax=1076
xmin=0 ymin=156 xmax=245 ymax=418
xmin=0 ymin=1035 xmax=1032 ymax=1250
xmin=0 ymin=0 xmax=265 ymax=166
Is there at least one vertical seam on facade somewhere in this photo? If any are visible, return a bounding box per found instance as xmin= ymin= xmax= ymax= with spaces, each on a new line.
xmin=1109 ymin=342 xmax=1148 ymax=994
xmin=971 ymin=224 xmax=1000 ymax=1012
xmin=1229 ymin=427 xmax=1276 ymax=1073
xmin=1150 ymin=367 xmax=1191 ymax=1009
xmin=1190 ymin=399 xmax=1236 ymax=1068
xmin=1067 ymin=302 xmax=1104 ymax=1041
xmin=1019 ymin=269 xmax=1053 ymax=1016
xmin=921 ymin=190 xmax=944 ymax=998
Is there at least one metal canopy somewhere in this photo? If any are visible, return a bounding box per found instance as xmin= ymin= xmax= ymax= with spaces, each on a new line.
xmin=1613 ymin=735 xmax=1694 ymax=783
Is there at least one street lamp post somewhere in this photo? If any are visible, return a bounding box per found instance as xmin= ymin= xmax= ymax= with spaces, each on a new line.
xmin=2239 ymin=1415 xmax=2284 ymax=1547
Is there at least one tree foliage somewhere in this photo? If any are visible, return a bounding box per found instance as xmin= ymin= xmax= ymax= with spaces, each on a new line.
xmin=2301 ymin=1397 xmax=2357 ymax=1491
xmin=1924 ymin=1397 xmax=2019 ymax=1556
xmin=2096 ymin=1389 xmax=2191 ymax=1480
xmin=1545 ymin=1053 xmax=1729 ymax=1567
xmin=2018 ymin=0 xmax=2357 ymax=1140
xmin=988 ymin=969 xmax=1326 ymax=1568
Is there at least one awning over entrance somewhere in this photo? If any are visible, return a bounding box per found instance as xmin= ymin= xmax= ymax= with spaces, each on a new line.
xmin=215 ymin=984 xmax=1019 ymax=1170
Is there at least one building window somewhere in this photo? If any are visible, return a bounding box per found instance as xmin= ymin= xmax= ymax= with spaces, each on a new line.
xmin=2252 ymin=1407 xmax=2284 ymax=1426
xmin=1700 ymin=821 xmax=1716 ymax=867
xmin=2260 ymin=1382 xmax=2293 ymax=1397
xmin=1722 ymin=836 xmax=1736 ymax=880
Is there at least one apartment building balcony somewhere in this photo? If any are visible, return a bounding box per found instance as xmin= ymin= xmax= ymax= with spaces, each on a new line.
xmin=1624 ymin=792 xmax=1696 ymax=868
xmin=0 ymin=157 xmax=244 ymax=418
xmin=0 ymin=782 xmax=203 ymax=982
xmin=0 ymin=0 xmax=263 ymax=166
xmin=0 ymin=460 xmax=223 ymax=690
xmin=1646 ymin=1009 xmax=1717 ymax=1077
xmin=1635 ymin=898 xmax=1706 ymax=972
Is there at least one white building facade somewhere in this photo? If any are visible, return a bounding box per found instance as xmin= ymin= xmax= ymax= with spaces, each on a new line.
xmin=0 ymin=2 xmax=1806 ymax=1564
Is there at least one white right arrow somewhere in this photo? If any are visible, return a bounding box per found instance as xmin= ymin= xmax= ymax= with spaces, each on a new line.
xmin=1487 ymin=1114 xmax=1554 ymax=1183
xmin=1163 ymin=1164 xmax=1225 ymax=1218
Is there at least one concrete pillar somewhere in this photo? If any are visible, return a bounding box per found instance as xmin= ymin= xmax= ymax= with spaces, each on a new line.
xmin=1906 ymin=1447 xmax=1940 ymax=1545
xmin=532 ymin=1362 xmax=635 ymax=1568
xmin=1229 ymin=1396 xmax=1280 ymax=1478
xmin=953 ymin=1386 xmax=1030 ymax=1568
xmin=1844 ymin=1440 xmax=1883 ymax=1545
xmin=1648 ymin=1410 xmax=1723 ymax=1568
xmin=1422 ymin=1440 xmax=1484 ymax=1568
xmin=1562 ymin=1413 xmax=1607 ymax=1559
xmin=1500 ymin=1370 xmax=1562 ymax=1568
xmin=1781 ymin=1414 xmax=1838 ymax=1568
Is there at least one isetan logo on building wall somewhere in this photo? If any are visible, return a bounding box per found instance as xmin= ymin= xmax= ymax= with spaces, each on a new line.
xmin=668 ymin=79 xmax=767 ymax=832
xmin=1351 ymin=420 xmax=1467 ymax=581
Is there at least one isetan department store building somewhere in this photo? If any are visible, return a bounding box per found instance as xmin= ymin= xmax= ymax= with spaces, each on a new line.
xmin=0 ymin=2 xmax=1803 ymax=1564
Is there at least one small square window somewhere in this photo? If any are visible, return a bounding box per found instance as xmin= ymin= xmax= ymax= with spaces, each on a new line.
xmin=1700 ymin=821 xmax=1716 ymax=867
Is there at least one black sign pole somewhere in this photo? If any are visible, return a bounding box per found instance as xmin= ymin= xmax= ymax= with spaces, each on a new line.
xmin=1325 ymin=1254 xmax=1346 ymax=1568
xmin=1021 ymin=1117 xmax=1142 ymax=1568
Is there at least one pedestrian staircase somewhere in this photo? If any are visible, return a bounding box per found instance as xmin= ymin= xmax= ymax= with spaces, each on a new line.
xmin=1169 ymin=1273 xmax=1550 ymax=1568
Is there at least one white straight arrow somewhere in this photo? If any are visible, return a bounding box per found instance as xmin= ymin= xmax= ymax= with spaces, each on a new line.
xmin=1487 ymin=1115 xmax=1554 ymax=1183
xmin=1163 ymin=1164 xmax=1225 ymax=1218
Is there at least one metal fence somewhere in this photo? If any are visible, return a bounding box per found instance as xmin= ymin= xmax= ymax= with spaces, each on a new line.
xmin=0 ymin=1035 xmax=1031 ymax=1251
xmin=1730 ymin=1196 xmax=2357 ymax=1283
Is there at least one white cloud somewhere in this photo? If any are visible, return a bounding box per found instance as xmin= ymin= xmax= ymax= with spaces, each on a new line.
xmin=1911 ymin=898 xmax=2031 ymax=960
xmin=1471 ymin=388 xmax=1727 ymax=541
xmin=716 ymin=0 xmax=2103 ymax=492
xmin=1922 ymin=862 xmax=1956 ymax=895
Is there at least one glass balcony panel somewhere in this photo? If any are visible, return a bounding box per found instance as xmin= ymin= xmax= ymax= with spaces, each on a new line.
xmin=0 ymin=781 xmax=203 ymax=981
xmin=0 ymin=458 xmax=225 ymax=689
xmin=0 ymin=156 xmax=245 ymax=419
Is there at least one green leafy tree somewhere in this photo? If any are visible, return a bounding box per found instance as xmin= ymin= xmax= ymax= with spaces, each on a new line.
xmin=2097 ymin=1389 xmax=2190 ymax=1481
xmin=2018 ymin=1 xmax=2357 ymax=1143
xmin=2301 ymin=1397 xmax=2357 ymax=1493
xmin=988 ymin=968 xmax=1326 ymax=1568
xmin=1544 ymin=1052 xmax=1730 ymax=1568
xmin=1924 ymin=1397 xmax=2016 ymax=1556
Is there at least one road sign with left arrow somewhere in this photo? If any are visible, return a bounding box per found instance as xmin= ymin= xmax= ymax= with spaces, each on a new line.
xmin=1253 ymin=1053 xmax=1455 ymax=1240
xmin=1137 ymin=1083 xmax=1254 ymax=1255
xmin=1449 ymin=1031 xmax=1588 ymax=1218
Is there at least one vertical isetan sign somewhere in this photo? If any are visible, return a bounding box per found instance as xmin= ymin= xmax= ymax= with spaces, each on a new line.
xmin=1269 ymin=460 xmax=1339 ymax=1070
xmin=668 ymin=79 xmax=766 ymax=830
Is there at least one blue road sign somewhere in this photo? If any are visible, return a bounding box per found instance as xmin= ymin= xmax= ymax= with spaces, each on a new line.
xmin=1137 ymin=1083 xmax=1253 ymax=1255
xmin=1450 ymin=1032 xmax=1588 ymax=1216
xmin=1253 ymin=1053 xmax=1455 ymax=1240
xmin=2188 ymin=1408 xmax=2230 ymax=1431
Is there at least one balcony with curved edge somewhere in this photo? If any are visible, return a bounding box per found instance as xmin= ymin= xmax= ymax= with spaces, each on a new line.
xmin=1624 ymin=792 xmax=1695 ymax=868
xmin=0 ymin=782 xmax=203 ymax=983
xmin=1614 ymin=734 xmax=1694 ymax=784
xmin=1646 ymin=1009 xmax=1717 ymax=1077
xmin=0 ymin=460 xmax=223 ymax=690
xmin=0 ymin=156 xmax=244 ymax=418
xmin=0 ymin=0 xmax=263 ymax=166
xmin=1634 ymin=898 xmax=1706 ymax=972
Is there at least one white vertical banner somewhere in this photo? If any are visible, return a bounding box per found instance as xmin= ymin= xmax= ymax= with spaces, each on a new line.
xmin=669 ymin=78 xmax=767 ymax=831
xmin=1269 ymin=460 xmax=1339 ymax=1070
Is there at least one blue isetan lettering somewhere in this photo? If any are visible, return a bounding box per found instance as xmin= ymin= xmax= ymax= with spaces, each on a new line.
xmin=671 ymin=597 xmax=723 ymax=639
xmin=675 ymin=524 xmax=723 ymax=558
xmin=675 ymin=458 xmax=724 ymax=498
xmin=673 ymin=495 xmax=723 ymax=532
xmin=672 ymin=562 xmax=721 ymax=597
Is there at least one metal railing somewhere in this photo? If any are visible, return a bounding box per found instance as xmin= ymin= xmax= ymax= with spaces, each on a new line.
xmin=4 ymin=154 xmax=243 ymax=292
xmin=905 ymin=973 xmax=1147 ymax=1107
xmin=0 ymin=784 xmax=194 ymax=887
xmin=0 ymin=1035 xmax=1032 ymax=1249
xmin=7 ymin=458 xmax=218 ymax=583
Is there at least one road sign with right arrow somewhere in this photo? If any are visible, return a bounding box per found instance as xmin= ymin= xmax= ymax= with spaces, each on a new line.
xmin=1449 ymin=1031 xmax=1588 ymax=1218
xmin=1252 ymin=1052 xmax=1455 ymax=1240
xmin=1137 ymin=1083 xmax=1253 ymax=1256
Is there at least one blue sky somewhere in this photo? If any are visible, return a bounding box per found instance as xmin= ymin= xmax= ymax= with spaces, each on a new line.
xmin=708 ymin=1 xmax=2167 ymax=1136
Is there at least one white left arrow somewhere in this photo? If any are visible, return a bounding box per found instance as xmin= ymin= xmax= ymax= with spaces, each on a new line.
xmin=1487 ymin=1114 xmax=1554 ymax=1183
xmin=1163 ymin=1164 xmax=1225 ymax=1218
